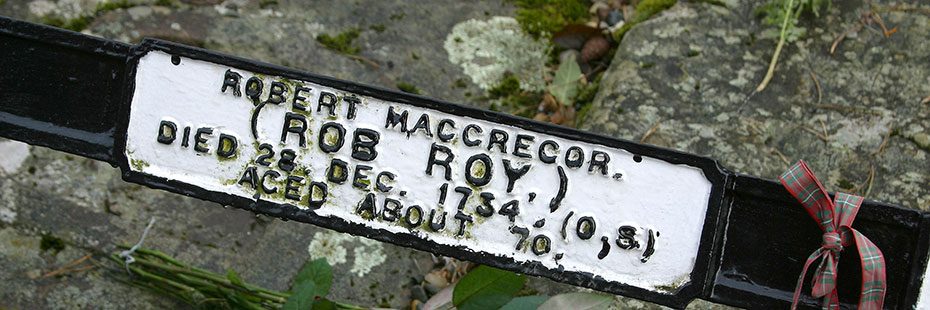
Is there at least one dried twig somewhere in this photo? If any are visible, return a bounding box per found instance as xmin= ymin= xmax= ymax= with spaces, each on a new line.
xmin=346 ymin=55 xmax=381 ymax=69
xmin=42 ymin=254 xmax=95 ymax=278
xmin=831 ymin=23 xmax=864 ymax=55
xmin=809 ymin=71 xmax=823 ymax=105
xmin=802 ymin=126 xmax=829 ymax=143
xmin=640 ymin=119 xmax=661 ymax=143
xmin=864 ymin=163 xmax=876 ymax=197
xmin=771 ymin=148 xmax=791 ymax=165
xmin=921 ymin=95 xmax=930 ymax=105
xmin=872 ymin=125 xmax=893 ymax=157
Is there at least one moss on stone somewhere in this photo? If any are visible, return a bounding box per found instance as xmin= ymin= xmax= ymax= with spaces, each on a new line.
xmin=41 ymin=15 xmax=93 ymax=32
xmin=396 ymin=82 xmax=422 ymax=95
xmin=40 ymin=234 xmax=66 ymax=253
xmin=316 ymin=29 xmax=361 ymax=55
xmin=511 ymin=0 xmax=588 ymax=38
xmin=95 ymin=0 xmax=133 ymax=13
xmin=612 ymin=0 xmax=677 ymax=42
xmin=369 ymin=24 xmax=386 ymax=33
xmin=487 ymin=74 xmax=522 ymax=99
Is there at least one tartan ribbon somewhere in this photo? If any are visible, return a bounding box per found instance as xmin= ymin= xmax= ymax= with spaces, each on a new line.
xmin=779 ymin=160 xmax=886 ymax=310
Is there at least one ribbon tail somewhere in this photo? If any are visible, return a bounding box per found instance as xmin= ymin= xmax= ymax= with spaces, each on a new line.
xmin=810 ymin=253 xmax=838 ymax=298
xmin=853 ymin=230 xmax=886 ymax=310
xmin=792 ymin=248 xmax=827 ymax=310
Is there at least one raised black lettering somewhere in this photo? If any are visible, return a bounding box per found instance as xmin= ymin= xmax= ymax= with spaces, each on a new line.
xmin=576 ymin=216 xmax=596 ymax=240
xmin=375 ymin=171 xmax=395 ymax=192
xmin=428 ymin=209 xmax=447 ymax=232
xmin=476 ymin=192 xmax=495 ymax=217
xmin=589 ymin=151 xmax=610 ymax=175
xmin=382 ymin=198 xmax=401 ymax=222
xmin=221 ymin=70 xmax=242 ymax=97
xmin=351 ymin=128 xmax=380 ymax=161
xmin=404 ymin=205 xmax=423 ymax=227
xmin=157 ymin=120 xmax=177 ymax=144
xmin=454 ymin=211 xmax=473 ymax=237
xmin=437 ymin=119 xmax=456 ymax=142
xmin=217 ymin=134 xmax=238 ymax=158
xmin=318 ymin=122 xmax=346 ymax=153
xmin=538 ymin=140 xmax=559 ymax=164
xmin=426 ymin=143 xmax=454 ymax=181
xmin=487 ymin=129 xmax=509 ymax=153
xmin=256 ymin=143 xmax=274 ymax=166
xmin=281 ymin=113 xmax=308 ymax=147
xmin=407 ymin=114 xmax=432 ymax=138
xmin=194 ymin=127 xmax=213 ymax=153
xmin=326 ymin=158 xmax=349 ymax=184
xmin=260 ymin=170 xmax=280 ymax=194
xmin=181 ymin=126 xmax=191 ymax=148
xmin=284 ymin=175 xmax=303 ymax=201
xmin=265 ymin=81 xmax=287 ymax=105
xmin=307 ymin=181 xmax=327 ymax=210
xmin=502 ymin=159 xmax=530 ymax=193
xmin=292 ymin=86 xmax=311 ymax=111
xmin=277 ymin=149 xmax=296 ymax=172
xmin=385 ymin=106 xmax=409 ymax=132
xmin=356 ymin=193 xmax=377 ymax=220
xmin=564 ymin=146 xmax=584 ymax=169
xmin=344 ymin=95 xmax=360 ymax=120
xmin=237 ymin=166 xmax=258 ymax=189
xmin=464 ymin=154 xmax=492 ymax=187
xmin=317 ymin=91 xmax=338 ymax=116
xmin=463 ymin=124 xmax=483 ymax=147
xmin=513 ymin=134 xmax=534 ymax=158
xmin=352 ymin=165 xmax=373 ymax=190
xmin=245 ymin=77 xmax=263 ymax=102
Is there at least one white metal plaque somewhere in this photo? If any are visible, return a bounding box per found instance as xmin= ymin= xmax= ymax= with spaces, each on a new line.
xmin=125 ymin=51 xmax=713 ymax=292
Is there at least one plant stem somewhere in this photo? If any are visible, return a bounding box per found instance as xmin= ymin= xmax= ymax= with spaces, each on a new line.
xmin=756 ymin=0 xmax=797 ymax=92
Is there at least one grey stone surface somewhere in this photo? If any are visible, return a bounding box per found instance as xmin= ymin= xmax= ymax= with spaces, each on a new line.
xmin=3 ymin=0 xmax=927 ymax=308
xmin=583 ymin=0 xmax=930 ymax=211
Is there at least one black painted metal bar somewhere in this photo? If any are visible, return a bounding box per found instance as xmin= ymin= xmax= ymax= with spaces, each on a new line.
xmin=1 ymin=15 xmax=927 ymax=309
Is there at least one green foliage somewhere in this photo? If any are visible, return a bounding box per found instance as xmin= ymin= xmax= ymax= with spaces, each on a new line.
xmin=316 ymin=29 xmax=361 ymax=55
xmin=107 ymin=246 xmax=365 ymax=310
xmin=500 ymin=295 xmax=549 ymax=310
xmin=40 ymin=15 xmax=94 ymax=32
xmin=396 ymin=82 xmax=422 ymax=95
xmin=757 ymin=0 xmax=830 ymax=42
xmin=96 ymin=0 xmax=133 ymax=13
xmin=486 ymin=74 xmax=541 ymax=118
xmin=537 ymin=292 xmax=613 ymax=310
xmin=40 ymin=234 xmax=66 ymax=253
xmin=453 ymin=265 xmax=527 ymax=310
xmin=512 ymin=0 xmax=588 ymax=38
xmin=548 ymin=53 xmax=583 ymax=106
xmin=282 ymin=281 xmax=316 ymax=310
xmin=291 ymin=258 xmax=333 ymax=298
xmin=754 ymin=0 xmax=830 ymax=91
xmin=369 ymin=24 xmax=386 ymax=33
xmin=612 ymin=0 xmax=677 ymax=41
xmin=488 ymin=74 xmax=522 ymax=99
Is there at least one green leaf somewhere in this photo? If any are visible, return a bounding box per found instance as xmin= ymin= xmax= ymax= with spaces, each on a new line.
xmin=282 ymin=281 xmax=317 ymax=310
xmin=548 ymin=53 xmax=583 ymax=106
xmin=538 ymin=292 xmax=613 ymax=310
xmin=500 ymin=295 xmax=549 ymax=310
xmin=292 ymin=258 xmax=333 ymax=297
xmin=452 ymin=266 xmax=526 ymax=310
xmin=226 ymin=269 xmax=244 ymax=286
xmin=312 ymin=298 xmax=337 ymax=310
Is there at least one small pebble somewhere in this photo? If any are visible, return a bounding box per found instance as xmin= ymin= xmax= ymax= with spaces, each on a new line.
xmin=559 ymin=49 xmax=581 ymax=65
xmin=913 ymin=132 xmax=930 ymax=150
xmin=606 ymin=10 xmax=624 ymax=26
xmin=581 ymin=35 xmax=610 ymax=62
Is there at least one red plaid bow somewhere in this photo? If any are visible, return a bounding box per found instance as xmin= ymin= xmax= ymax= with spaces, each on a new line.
xmin=780 ymin=161 xmax=885 ymax=310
